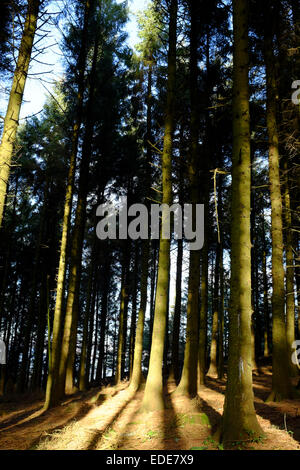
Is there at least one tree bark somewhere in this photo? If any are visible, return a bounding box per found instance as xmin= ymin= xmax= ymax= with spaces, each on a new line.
xmin=0 ymin=0 xmax=41 ymax=228
xmin=219 ymin=0 xmax=263 ymax=445
xmin=44 ymin=0 xmax=93 ymax=409
xmin=263 ymin=2 xmax=294 ymax=401
xmin=141 ymin=0 xmax=177 ymax=412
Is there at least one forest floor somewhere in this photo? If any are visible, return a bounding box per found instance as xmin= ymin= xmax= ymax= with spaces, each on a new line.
xmin=0 ymin=366 xmax=300 ymax=451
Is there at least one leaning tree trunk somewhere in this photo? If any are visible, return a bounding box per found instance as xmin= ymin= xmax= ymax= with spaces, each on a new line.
xmin=141 ymin=0 xmax=177 ymax=412
xmin=0 ymin=0 xmax=40 ymax=228
xmin=219 ymin=0 xmax=263 ymax=446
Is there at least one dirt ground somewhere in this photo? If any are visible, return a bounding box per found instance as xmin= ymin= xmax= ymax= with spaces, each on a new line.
xmin=0 ymin=368 xmax=299 ymax=451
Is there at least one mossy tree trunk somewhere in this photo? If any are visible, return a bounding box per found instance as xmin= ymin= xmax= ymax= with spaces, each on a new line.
xmin=219 ymin=0 xmax=263 ymax=445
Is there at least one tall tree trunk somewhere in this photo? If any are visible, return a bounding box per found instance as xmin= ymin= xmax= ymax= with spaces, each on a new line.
xmin=219 ymin=0 xmax=263 ymax=445
xmin=283 ymin=160 xmax=298 ymax=377
xmin=18 ymin=187 xmax=47 ymax=392
xmin=0 ymin=0 xmax=40 ymax=228
xmin=129 ymin=240 xmax=149 ymax=391
xmin=129 ymin=246 xmax=139 ymax=379
xmin=96 ymin=252 xmax=110 ymax=383
xmin=175 ymin=0 xmax=200 ymax=398
xmin=262 ymin=213 xmax=270 ymax=356
xmin=58 ymin=32 xmax=99 ymax=397
xmin=44 ymin=0 xmax=92 ymax=410
xmin=218 ymin=240 xmax=224 ymax=379
xmin=79 ymin=250 xmax=95 ymax=391
xmin=263 ymin=2 xmax=294 ymax=402
xmin=197 ymin=192 xmax=208 ymax=388
xmin=141 ymin=0 xmax=177 ymax=412
xmin=168 ymin=238 xmax=183 ymax=383
xmin=115 ymin=247 xmax=130 ymax=385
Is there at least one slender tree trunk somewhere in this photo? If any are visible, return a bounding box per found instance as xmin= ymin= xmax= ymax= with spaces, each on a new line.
xmin=129 ymin=241 xmax=149 ymax=391
xmin=141 ymin=0 xmax=177 ymax=412
xmin=175 ymin=0 xmax=200 ymax=398
xmin=148 ymin=241 xmax=158 ymax=350
xmin=283 ymin=160 xmax=297 ymax=377
xmin=262 ymin=213 xmax=270 ymax=356
xmin=18 ymin=188 xmax=47 ymax=392
xmin=197 ymin=193 xmax=208 ymax=388
xmin=219 ymin=0 xmax=263 ymax=445
xmin=44 ymin=0 xmax=92 ymax=410
xmin=79 ymin=251 xmax=95 ymax=391
xmin=129 ymin=246 xmax=139 ymax=379
xmin=115 ymin=247 xmax=130 ymax=385
xmin=218 ymin=241 xmax=224 ymax=379
xmin=31 ymin=274 xmax=49 ymax=390
xmin=168 ymin=238 xmax=183 ymax=383
xmin=96 ymin=253 xmax=110 ymax=383
xmin=208 ymin=245 xmax=220 ymax=377
xmin=0 ymin=0 xmax=40 ymax=228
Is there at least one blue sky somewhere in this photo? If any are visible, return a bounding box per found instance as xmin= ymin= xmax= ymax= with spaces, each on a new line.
xmin=8 ymin=0 xmax=149 ymax=120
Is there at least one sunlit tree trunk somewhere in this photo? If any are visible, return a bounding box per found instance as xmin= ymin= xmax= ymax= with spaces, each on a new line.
xmin=219 ymin=0 xmax=263 ymax=445
xmin=141 ymin=0 xmax=177 ymax=412
xmin=175 ymin=0 xmax=200 ymax=398
xmin=264 ymin=3 xmax=294 ymax=402
xmin=283 ymin=160 xmax=298 ymax=377
xmin=129 ymin=240 xmax=149 ymax=391
xmin=0 ymin=0 xmax=41 ymax=228
xmin=58 ymin=33 xmax=99 ymax=397
xmin=44 ymin=0 xmax=92 ymax=410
